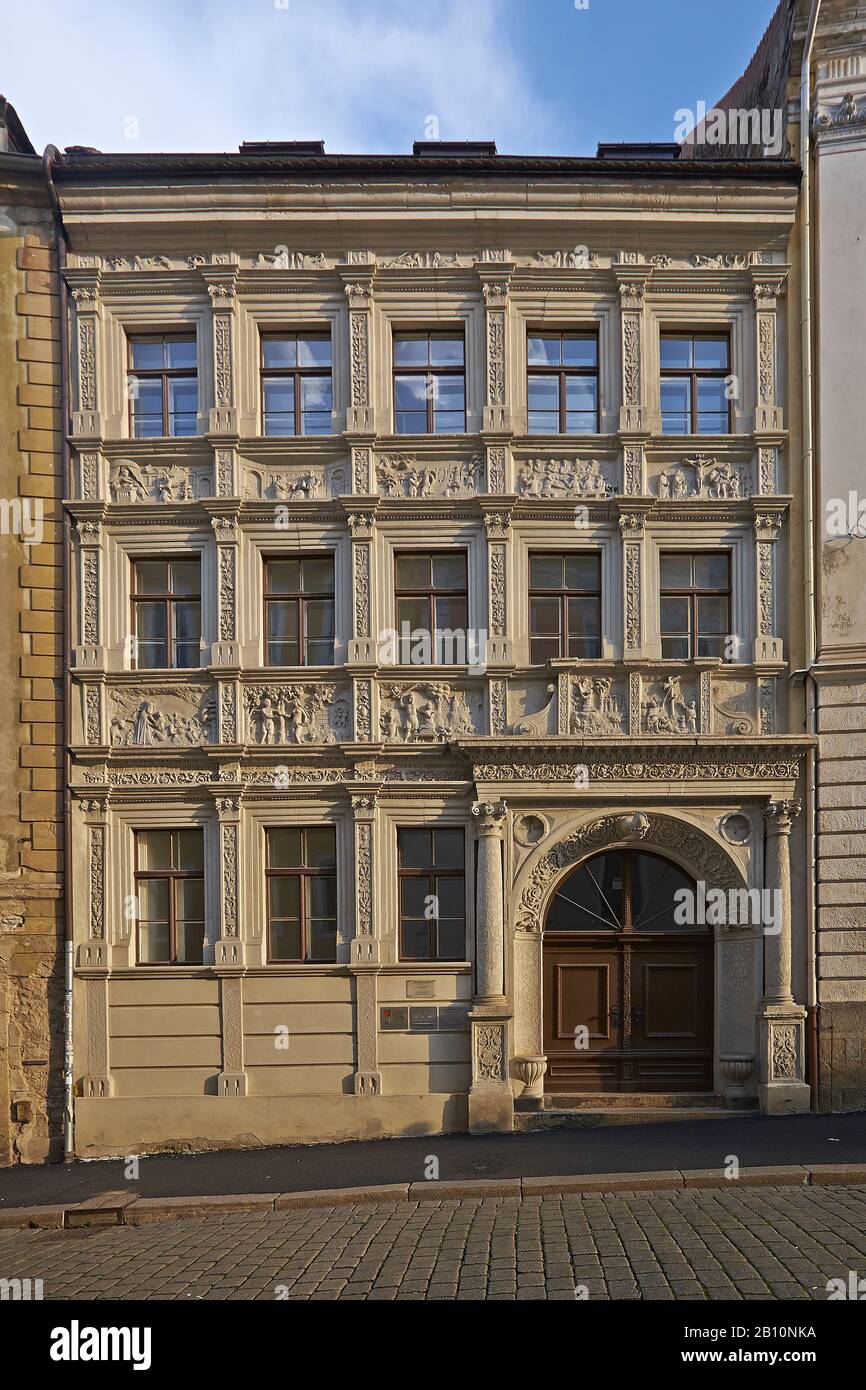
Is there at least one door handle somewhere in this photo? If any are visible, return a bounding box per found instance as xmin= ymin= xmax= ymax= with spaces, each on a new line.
xmin=631 ymin=1006 xmax=647 ymax=1028
xmin=608 ymin=1005 xmax=624 ymax=1027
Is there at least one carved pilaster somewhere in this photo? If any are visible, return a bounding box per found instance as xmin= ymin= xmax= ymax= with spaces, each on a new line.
xmin=758 ymin=445 xmax=778 ymax=497
xmin=616 ymin=272 xmax=648 ymax=432
xmin=210 ymin=514 xmax=240 ymax=666
xmin=76 ymin=521 xmax=104 ymax=669
xmin=752 ymin=273 xmax=786 ymax=433
xmin=343 ymin=275 xmax=375 ymax=433
xmin=351 ymin=444 xmax=374 ymax=496
xmin=482 ymin=508 xmax=511 ymax=666
xmin=623 ymin=443 xmax=645 ymax=497
xmin=350 ymin=791 xmax=381 ymax=1092
xmin=70 ymin=278 xmax=102 ymax=437
xmin=485 ymin=444 xmax=508 ymax=495
xmin=488 ymin=677 xmax=507 ymax=737
xmin=218 ymin=678 xmax=239 ymax=745
xmin=214 ymin=795 xmax=243 ymax=965
xmin=478 ymin=267 xmax=513 ymax=432
xmin=352 ymin=675 xmax=374 ymax=742
xmin=754 ymin=511 xmax=782 ymax=654
xmin=348 ymin=509 xmax=375 ymax=664
xmin=619 ymin=511 xmax=645 ymax=659
xmin=205 ymin=273 xmax=238 ymax=434
xmin=215 ymin=446 xmax=237 ymax=499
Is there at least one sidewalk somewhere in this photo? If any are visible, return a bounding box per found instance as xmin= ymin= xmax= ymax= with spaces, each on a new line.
xmin=1 ymin=1111 xmax=865 ymax=1213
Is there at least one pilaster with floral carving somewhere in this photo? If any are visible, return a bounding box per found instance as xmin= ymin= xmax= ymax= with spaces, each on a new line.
xmin=616 ymin=271 xmax=649 ymax=432
xmin=342 ymin=270 xmax=375 ymax=433
xmin=68 ymin=274 xmax=102 ymax=439
xmin=754 ymin=510 xmax=783 ymax=656
xmin=482 ymin=507 xmax=512 ymax=670
xmin=204 ymin=270 xmax=239 ymax=434
xmin=752 ymin=272 xmax=786 ymax=433
xmin=78 ymin=797 xmax=112 ymax=1098
xmin=76 ymin=519 xmax=104 ymax=672
xmin=213 ymin=791 xmax=247 ymax=1098
xmin=347 ymin=506 xmax=377 ymax=665
xmin=619 ymin=510 xmax=646 ymax=659
xmin=478 ymin=266 xmax=513 ymax=433
xmin=208 ymin=512 xmax=240 ymax=666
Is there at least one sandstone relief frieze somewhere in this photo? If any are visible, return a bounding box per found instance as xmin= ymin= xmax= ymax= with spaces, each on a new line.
xmin=108 ymin=685 xmax=216 ymax=747
xmin=242 ymin=462 xmax=347 ymax=501
xmin=109 ymin=459 xmax=212 ymax=504
xmin=516 ymin=457 xmax=614 ymax=499
xmin=655 ymin=456 xmax=750 ymax=501
xmin=375 ymin=454 xmax=482 ymax=499
xmin=379 ymin=681 xmax=481 ymax=742
xmin=244 ymin=684 xmax=350 ymax=745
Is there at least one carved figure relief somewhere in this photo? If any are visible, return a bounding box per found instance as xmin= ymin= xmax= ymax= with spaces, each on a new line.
xmin=642 ymin=676 xmax=698 ymax=735
xmin=242 ymin=466 xmax=340 ymax=501
xmin=245 ymin=685 xmax=349 ymax=744
xmin=109 ymin=686 xmax=215 ymax=747
xmin=376 ymin=454 xmax=482 ymax=499
xmin=516 ymin=457 xmax=611 ymax=499
xmin=570 ymin=677 xmax=625 ymax=735
xmin=379 ymin=683 xmax=479 ymax=741
xmin=656 ymin=456 xmax=750 ymax=500
xmin=109 ymin=460 xmax=211 ymax=503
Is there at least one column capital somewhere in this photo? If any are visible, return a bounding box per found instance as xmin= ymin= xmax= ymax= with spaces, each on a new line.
xmin=472 ymin=800 xmax=507 ymax=836
xmin=763 ymin=798 xmax=801 ymax=834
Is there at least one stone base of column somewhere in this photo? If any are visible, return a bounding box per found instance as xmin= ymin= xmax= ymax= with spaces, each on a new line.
xmin=217 ymin=1071 xmax=248 ymax=1097
xmin=467 ymin=1006 xmax=514 ymax=1134
xmin=757 ymin=1004 xmax=811 ymax=1114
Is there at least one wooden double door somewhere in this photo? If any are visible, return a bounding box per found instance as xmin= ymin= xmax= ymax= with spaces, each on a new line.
xmin=542 ymin=849 xmax=714 ymax=1094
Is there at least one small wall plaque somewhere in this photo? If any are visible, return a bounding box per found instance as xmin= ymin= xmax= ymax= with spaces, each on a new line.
xmin=406 ymin=979 xmax=436 ymax=999
xmin=380 ymin=1006 xmax=409 ymax=1031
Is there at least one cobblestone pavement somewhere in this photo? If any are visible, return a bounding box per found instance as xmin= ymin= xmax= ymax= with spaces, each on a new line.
xmin=2 ymin=1185 xmax=866 ymax=1301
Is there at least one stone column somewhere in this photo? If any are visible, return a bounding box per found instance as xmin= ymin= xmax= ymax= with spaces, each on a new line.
xmin=468 ymin=800 xmax=513 ymax=1133
xmin=757 ymin=798 xmax=810 ymax=1114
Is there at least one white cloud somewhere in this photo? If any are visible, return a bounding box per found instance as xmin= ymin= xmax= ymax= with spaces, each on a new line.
xmin=6 ymin=0 xmax=556 ymax=154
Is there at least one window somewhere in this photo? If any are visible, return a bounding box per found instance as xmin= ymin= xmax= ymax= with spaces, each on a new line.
xmin=529 ymin=553 xmax=601 ymax=663
xmin=527 ymin=332 xmax=599 ymax=434
xmin=395 ymin=552 xmax=468 ymax=664
xmin=266 ymin=827 xmax=337 ymax=962
xmin=660 ymin=552 xmax=731 ymax=659
xmin=128 ymin=335 xmax=198 ymax=438
xmin=132 ymin=558 xmax=201 ymax=669
xmin=135 ymin=829 xmax=204 ymax=965
xmin=260 ymin=333 xmax=332 ymax=436
xmin=398 ymin=828 xmax=465 ymax=961
xmin=264 ymin=557 xmax=335 ymax=667
xmin=393 ymin=332 xmax=465 ymax=434
xmin=660 ymin=333 xmax=730 ymax=435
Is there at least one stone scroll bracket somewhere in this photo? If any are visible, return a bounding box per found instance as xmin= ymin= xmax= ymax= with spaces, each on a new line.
xmin=204 ymin=271 xmax=239 ymax=435
xmin=478 ymin=266 xmax=513 ymax=434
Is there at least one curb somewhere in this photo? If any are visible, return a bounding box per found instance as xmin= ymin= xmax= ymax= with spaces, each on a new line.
xmin=2 ymin=1163 xmax=866 ymax=1230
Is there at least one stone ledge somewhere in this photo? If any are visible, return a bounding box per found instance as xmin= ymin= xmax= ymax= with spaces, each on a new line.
xmin=3 ymin=1163 xmax=866 ymax=1229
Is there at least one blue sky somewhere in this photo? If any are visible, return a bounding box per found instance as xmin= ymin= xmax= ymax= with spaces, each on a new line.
xmin=6 ymin=0 xmax=779 ymax=156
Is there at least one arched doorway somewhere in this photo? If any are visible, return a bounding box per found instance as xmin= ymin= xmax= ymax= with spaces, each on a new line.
xmin=542 ymin=848 xmax=714 ymax=1094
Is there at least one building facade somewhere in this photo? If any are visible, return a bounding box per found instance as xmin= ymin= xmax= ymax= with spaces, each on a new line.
xmin=50 ymin=139 xmax=817 ymax=1158
xmin=0 ymin=101 xmax=65 ymax=1164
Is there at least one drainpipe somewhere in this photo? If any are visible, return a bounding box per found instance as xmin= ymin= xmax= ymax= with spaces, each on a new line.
xmin=800 ymin=0 xmax=823 ymax=1111
xmin=41 ymin=145 xmax=75 ymax=1160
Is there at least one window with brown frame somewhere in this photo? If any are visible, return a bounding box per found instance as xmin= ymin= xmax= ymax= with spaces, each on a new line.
xmin=264 ymin=556 xmax=335 ymax=667
xmin=135 ymin=829 xmax=204 ymax=965
xmin=529 ymin=553 xmax=602 ymax=663
xmin=659 ymin=333 xmax=731 ymax=435
xmin=394 ymin=551 xmax=468 ymax=664
xmin=127 ymin=334 xmax=198 ymax=438
xmin=659 ymin=552 xmax=731 ymax=659
xmin=398 ymin=827 xmax=466 ymax=961
xmin=260 ymin=332 xmax=333 ymax=436
xmin=393 ymin=331 xmax=465 ymax=434
xmin=527 ymin=331 xmax=599 ymax=434
xmin=266 ymin=827 xmax=337 ymax=962
xmin=131 ymin=558 xmax=201 ymax=670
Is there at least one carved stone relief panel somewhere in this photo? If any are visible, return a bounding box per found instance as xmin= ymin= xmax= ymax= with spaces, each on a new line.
xmin=516 ymin=457 xmax=613 ymax=499
xmin=376 ymin=454 xmax=482 ymax=498
xmin=378 ymin=681 xmax=482 ymax=741
xmin=244 ymin=683 xmax=350 ymax=744
xmin=242 ymin=462 xmax=347 ymax=500
xmin=509 ymin=682 xmax=557 ymax=737
xmin=641 ymin=674 xmax=699 ymax=735
xmin=109 ymin=685 xmax=216 ymax=747
xmin=653 ymin=456 xmax=751 ymax=500
xmin=711 ymin=676 xmax=759 ymax=736
xmin=569 ymin=676 xmax=626 ymax=735
xmin=109 ymin=459 xmax=212 ymax=503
